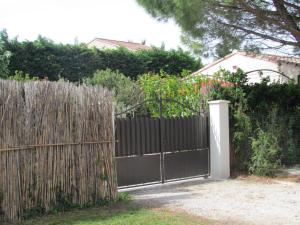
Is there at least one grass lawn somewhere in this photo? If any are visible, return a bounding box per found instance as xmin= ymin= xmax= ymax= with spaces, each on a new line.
xmin=9 ymin=201 xmax=215 ymax=225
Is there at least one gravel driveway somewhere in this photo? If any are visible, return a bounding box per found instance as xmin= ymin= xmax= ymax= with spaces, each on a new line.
xmin=125 ymin=177 xmax=300 ymax=225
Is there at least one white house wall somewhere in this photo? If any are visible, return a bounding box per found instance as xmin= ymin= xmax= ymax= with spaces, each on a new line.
xmin=279 ymin=62 xmax=300 ymax=84
xmin=198 ymin=54 xmax=281 ymax=84
xmin=87 ymin=41 xmax=118 ymax=50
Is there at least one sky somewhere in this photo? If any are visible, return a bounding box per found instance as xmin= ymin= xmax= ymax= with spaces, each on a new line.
xmin=0 ymin=0 xmax=184 ymax=49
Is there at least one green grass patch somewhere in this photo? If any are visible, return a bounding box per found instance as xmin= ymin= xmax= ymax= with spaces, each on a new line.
xmin=9 ymin=199 xmax=213 ymax=225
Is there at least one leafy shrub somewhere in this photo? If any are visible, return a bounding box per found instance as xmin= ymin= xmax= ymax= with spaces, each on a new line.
xmin=249 ymin=128 xmax=281 ymax=176
xmin=138 ymin=71 xmax=204 ymax=117
xmin=232 ymin=104 xmax=252 ymax=171
xmin=84 ymin=69 xmax=144 ymax=114
xmin=8 ymin=70 xmax=38 ymax=81
xmin=0 ymin=36 xmax=10 ymax=78
xmin=54 ymin=190 xmax=74 ymax=212
xmin=279 ymin=108 xmax=300 ymax=165
xmin=22 ymin=202 xmax=46 ymax=219
xmin=283 ymin=118 xmax=298 ymax=165
xmin=249 ymin=106 xmax=300 ymax=167
xmin=116 ymin=192 xmax=131 ymax=203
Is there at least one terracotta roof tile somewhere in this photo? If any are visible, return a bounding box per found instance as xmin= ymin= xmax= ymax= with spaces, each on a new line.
xmin=92 ymin=38 xmax=151 ymax=51
xmin=238 ymin=51 xmax=300 ymax=64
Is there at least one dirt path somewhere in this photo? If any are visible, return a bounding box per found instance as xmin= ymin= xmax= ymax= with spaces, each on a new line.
xmin=126 ymin=178 xmax=300 ymax=225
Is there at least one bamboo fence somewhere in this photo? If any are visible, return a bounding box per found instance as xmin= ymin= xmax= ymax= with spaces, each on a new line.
xmin=0 ymin=80 xmax=117 ymax=221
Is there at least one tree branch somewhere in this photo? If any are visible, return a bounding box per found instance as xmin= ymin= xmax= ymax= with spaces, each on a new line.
xmin=215 ymin=1 xmax=300 ymax=46
xmin=217 ymin=1 xmax=299 ymax=37
xmin=215 ymin=19 xmax=299 ymax=47
xmin=283 ymin=0 xmax=300 ymax=12
xmin=273 ymin=0 xmax=300 ymax=42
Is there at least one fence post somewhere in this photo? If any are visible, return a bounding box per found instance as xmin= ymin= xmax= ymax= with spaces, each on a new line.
xmin=208 ymin=100 xmax=230 ymax=179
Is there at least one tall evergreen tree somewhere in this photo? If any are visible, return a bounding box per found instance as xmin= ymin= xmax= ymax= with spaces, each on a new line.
xmin=137 ymin=0 xmax=300 ymax=57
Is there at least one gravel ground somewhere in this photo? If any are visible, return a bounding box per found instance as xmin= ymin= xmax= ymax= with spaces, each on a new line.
xmin=125 ymin=177 xmax=300 ymax=225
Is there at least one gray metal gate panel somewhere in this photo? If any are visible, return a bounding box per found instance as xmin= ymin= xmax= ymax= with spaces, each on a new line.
xmin=115 ymin=118 xmax=161 ymax=157
xmin=115 ymin=112 xmax=209 ymax=187
xmin=116 ymin=154 xmax=161 ymax=186
xmin=164 ymin=149 xmax=209 ymax=180
xmin=162 ymin=115 xmax=208 ymax=152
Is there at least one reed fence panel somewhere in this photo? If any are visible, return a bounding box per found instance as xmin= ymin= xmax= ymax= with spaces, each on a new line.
xmin=0 ymin=80 xmax=117 ymax=221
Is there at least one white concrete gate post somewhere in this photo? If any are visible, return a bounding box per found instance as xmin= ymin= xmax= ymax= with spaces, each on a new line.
xmin=208 ymin=100 xmax=230 ymax=179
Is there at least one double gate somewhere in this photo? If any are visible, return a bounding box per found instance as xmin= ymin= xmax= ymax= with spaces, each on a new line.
xmin=115 ymin=100 xmax=210 ymax=187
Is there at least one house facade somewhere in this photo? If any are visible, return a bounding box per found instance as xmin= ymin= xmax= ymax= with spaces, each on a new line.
xmin=87 ymin=38 xmax=151 ymax=51
xmin=192 ymin=51 xmax=300 ymax=84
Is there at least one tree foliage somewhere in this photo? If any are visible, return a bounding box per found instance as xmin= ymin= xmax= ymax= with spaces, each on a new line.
xmin=138 ymin=71 xmax=205 ymax=117
xmin=137 ymin=0 xmax=300 ymax=57
xmin=0 ymin=32 xmax=10 ymax=78
xmin=83 ymin=69 xmax=143 ymax=114
xmin=0 ymin=30 xmax=201 ymax=81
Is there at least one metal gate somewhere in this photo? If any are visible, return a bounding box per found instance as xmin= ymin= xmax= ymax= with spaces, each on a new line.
xmin=115 ymin=99 xmax=209 ymax=187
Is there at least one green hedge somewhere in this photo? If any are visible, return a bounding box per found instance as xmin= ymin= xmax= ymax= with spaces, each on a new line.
xmin=243 ymin=82 xmax=300 ymax=113
xmin=207 ymin=71 xmax=300 ymax=173
xmin=1 ymin=31 xmax=201 ymax=82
